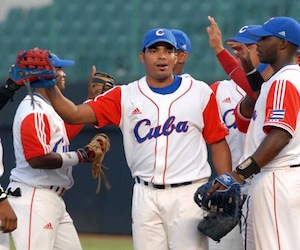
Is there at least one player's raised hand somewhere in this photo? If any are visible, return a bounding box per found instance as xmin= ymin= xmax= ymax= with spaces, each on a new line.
xmin=226 ymin=42 xmax=254 ymax=73
xmin=206 ymin=16 xmax=224 ymax=54
xmin=87 ymin=65 xmax=97 ymax=99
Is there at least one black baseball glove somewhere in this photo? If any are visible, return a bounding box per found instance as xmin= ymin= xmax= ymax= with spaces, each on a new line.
xmin=91 ymin=72 xmax=115 ymax=96
xmin=194 ymin=173 xmax=243 ymax=242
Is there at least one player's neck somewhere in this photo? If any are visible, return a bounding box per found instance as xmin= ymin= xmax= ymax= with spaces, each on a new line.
xmin=33 ymin=89 xmax=49 ymax=102
xmin=146 ymin=74 xmax=175 ymax=88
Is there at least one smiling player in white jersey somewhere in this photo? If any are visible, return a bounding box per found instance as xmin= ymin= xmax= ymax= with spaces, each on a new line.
xmin=4 ymin=51 xmax=107 ymax=250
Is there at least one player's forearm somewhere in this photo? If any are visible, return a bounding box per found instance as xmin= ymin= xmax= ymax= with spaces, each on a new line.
xmin=252 ymin=128 xmax=291 ymax=168
xmin=0 ymin=79 xmax=22 ymax=110
xmin=28 ymin=152 xmax=67 ymax=169
xmin=209 ymin=138 xmax=232 ymax=175
xmin=46 ymin=86 xmax=82 ymax=124
xmin=216 ymin=49 xmax=256 ymax=99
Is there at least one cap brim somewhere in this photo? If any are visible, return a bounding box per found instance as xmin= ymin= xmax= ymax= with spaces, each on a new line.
xmin=226 ymin=36 xmax=258 ymax=44
xmin=248 ymin=27 xmax=274 ymax=37
xmin=144 ymin=39 xmax=176 ymax=49
xmin=53 ymin=60 xmax=75 ymax=67
xmin=50 ymin=53 xmax=75 ymax=67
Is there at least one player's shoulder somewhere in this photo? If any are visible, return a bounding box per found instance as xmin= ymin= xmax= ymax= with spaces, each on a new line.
xmin=180 ymin=73 xmax=210 ymax=87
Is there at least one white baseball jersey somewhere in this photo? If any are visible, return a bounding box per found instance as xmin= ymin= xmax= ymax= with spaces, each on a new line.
xmin=88 ymin=74 xmax=228 ymax=250
xmin=242 ymin=64 xmax=300 ymax=250
xmin=7 ymin=93 xmax=83 ymax=250
xmin=10 ymin=93 xmax=79 ymax=189
xmin=209 ymin=80 xmax=246 ymax=250
xmin=210 ymin=80 xmax=246 ymax=168
xmin=242 ymin=64 xmax=300 ymax=166
xmin=88 ymin=75 xmax=228 ymax=184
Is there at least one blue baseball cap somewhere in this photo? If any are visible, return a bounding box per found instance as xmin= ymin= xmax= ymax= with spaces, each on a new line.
xmin=248 ymin=17 xmax=300 ymax=46
xmin=142 ymin=28 xmax=177 ymax=50
xmin=171 ymin=29 xmax=191 ymax=53
xmin=226 ymin=25 xmax=261 ymax=44
xmin=49 ymin=53 xmax=75 ymax=67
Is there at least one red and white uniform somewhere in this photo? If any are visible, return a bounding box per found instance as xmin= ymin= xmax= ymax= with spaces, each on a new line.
xmin=7 ymin=93 xmax=82 ymax=250
xmin=211 ymin=80 xmax=246 ymax=168
xmin=87 ymin=75 xmax=228 ymax=250
xmin=209 ymin=79 xmax=246 ymax=250
xmin=242 ymin=65 xmax=300 ymax=250
xmin=0 ymin=140 xmax=10 ymax=250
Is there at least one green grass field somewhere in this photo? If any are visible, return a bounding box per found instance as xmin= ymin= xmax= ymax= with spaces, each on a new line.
xmin=80 ymin=234 xmax=133 ymax=250
xmin=10 ymin=234 xmax=133 ymax=250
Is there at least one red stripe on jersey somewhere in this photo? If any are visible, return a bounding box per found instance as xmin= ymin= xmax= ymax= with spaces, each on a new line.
xmin=21 ymin=113 xmax=51 ymax=160
xmin=210 ymin=81 xmax=221 ymax=94
xmin=264 ymin=79 xmax=300 ymax=134
xmin=87 ymin=86 xmax=122 ymax=127
xmin=202 ymin=92 xmax=229 ymax=144
xmin=65 ymin=124 xmax=84 ymax=141
xmin=234 ymin=99 xmax=250 ymax=133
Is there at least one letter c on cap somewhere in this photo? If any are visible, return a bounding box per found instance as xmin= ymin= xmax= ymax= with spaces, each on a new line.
xmin=156 ymin=29 xmax=165 ymax=36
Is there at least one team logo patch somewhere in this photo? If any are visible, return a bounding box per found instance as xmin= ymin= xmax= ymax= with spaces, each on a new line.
xmin=267 ymin=109 xmax=285 ymax=120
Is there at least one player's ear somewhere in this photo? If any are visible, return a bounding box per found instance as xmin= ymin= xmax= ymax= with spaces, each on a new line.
xmin=139 ymin=52 xmax=145 ymax=64
xmin=177 ymin=51 xmax=188 ymax=64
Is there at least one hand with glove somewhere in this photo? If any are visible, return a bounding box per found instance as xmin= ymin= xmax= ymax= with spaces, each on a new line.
xmin=194 ymin=173 xmax=243 ymax=242
xmin=76 ymin=133 xmax=111 ymax=193
xmin=9 ymin=49 xmax=56 ymax=88
xmin=0 ymin=49 xmax=56 ymax=107
xmin=193 ymin=156 xmax=261 ymax=242
xmin=87 ymin=66 xmax=115 ymax=99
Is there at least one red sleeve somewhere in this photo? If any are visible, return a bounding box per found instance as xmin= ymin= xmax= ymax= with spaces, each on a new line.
xmin=65 ymin=124 xmax=84 ymax=141
xmin=87 ymin=86 xmax=122 ymax=127
xmin=216 ymin=49 xmax=255 ymax=99
xmin=210 ymin=81 xmax=220 ymax=94
xmin=202 ymin=92 xmax=229 ymax=144
xmin=21 ymin=113 xmax=51 ymax=160
xmin=234 ymin=99 xmax=250 ymax=133
xmin=264 ymin=80 xmax=300 ymax=135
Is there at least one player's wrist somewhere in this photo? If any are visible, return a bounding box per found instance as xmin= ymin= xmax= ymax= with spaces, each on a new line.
xmin=76 ymin=147 xmax=94 ymax=163
xmin=246 ymin=69 xmax=265 ymax=92
xmin=58 ymin=152 xmax=80 ymax=168
xmin=232 ymin=170 xmax=246 ymax=184
xmin=0 ymin=185 xmax=7 ymax=202
xmin=235 ymin=157 xmax=261 ymax=180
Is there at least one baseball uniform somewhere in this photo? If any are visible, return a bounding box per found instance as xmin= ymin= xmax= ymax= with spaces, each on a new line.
xmin=208 ymin=80 xmax=246 ymax=250
xmin=87 ymin=74 xmax=228 ymax=250
xmin=241 ymin=64 xmax=300 ymax=249
xmin=7 ymin=93 xmax=82 ymax=250
xmin=0 ymin=140 xmax=10 ymax=250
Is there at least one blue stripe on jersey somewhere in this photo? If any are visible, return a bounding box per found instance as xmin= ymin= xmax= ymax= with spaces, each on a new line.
xmin=150 ymin=75 xmax=182 ymax=95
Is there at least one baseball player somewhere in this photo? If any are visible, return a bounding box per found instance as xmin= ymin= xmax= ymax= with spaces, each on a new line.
xmin=43 ymin=28 xmax=232 ymax=250
xmin=170 ymin=29 xmax=191 ymax=75
xmin=208 ymin=16 xmax=300 ymax=250
xmin=5 ymin=52 xmax=102 ymax=250
xmin=207 ymin=17 xmax=276 ymax=249
xmin=0 ymin=76 xmax=22 ymax=249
